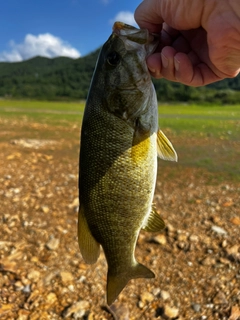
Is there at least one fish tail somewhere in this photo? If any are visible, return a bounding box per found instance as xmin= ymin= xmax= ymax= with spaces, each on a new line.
xmin=107 ymin=263 xmax=155 ymax=305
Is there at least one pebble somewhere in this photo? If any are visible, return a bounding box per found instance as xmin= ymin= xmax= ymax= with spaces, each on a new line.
xmin=160 ymin=290 xmax=170 ymax=301
xmin=110 ymin=303 xmax=129 ymax=320
xmin=27 ymin=270 xmax=41 ymax=282
xmin=226 ymin=245 xmax=240 ymax=262
xmin=211 ymin=225 xmax=227 ymax=235
xmin=164 ymin=304 xmax=179 ymax=319
xmin=140 ymin=291 xmax=154 ymax=303
xmin=43 ymin=271 xmax=57 ymax=286
xmin=46 ymin=292 xmax=58 ymax=305
xmin=41 ymin=205 xmax=50 ymax=214
xmin=201 ymin=256 xmax=216 ymax=266
xmin=63 ymin=300 xmax=90 ymax=318
xmin=221 ymin=239 xmax=228 ymax=248
xmin=46 ymin=238 xmax=59 ymax=251
xmin=192 ymin=303 xmax=201 ymax=312
xmin=152 ymin=234 xmax=167 ymax=245
xmin=230 ymin=217 xmax=240 ymax=226
xmin=212 ymin=291 xmax=228 ymax=305
xmin=60 ymin=271 xmax=74 ymax=284
xmin=189 ymin=234 xmax=199 ymax=242
xmin=22 ymin=285 xmax=31 ymax=294
xmin=17 ymin=309 xmax=31 ymax=320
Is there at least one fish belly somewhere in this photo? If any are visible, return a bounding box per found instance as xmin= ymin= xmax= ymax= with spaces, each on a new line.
xmin=80 ymin=108 xmax=157 ymax=271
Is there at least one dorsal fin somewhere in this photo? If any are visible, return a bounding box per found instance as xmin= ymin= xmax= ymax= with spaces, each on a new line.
xmin=157 ymin=130 xmax=178 ymax=162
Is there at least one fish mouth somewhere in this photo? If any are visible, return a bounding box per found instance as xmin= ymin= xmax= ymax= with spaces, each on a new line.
xmin=112 ymin=21 xmax=159 ymax=56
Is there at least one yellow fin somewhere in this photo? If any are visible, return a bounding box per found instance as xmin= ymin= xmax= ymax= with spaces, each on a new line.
xmin=157 ymin=130 xmax=178 ymax=161
xmin=78 ymin=205 xmax=100 ymax=264
xmin=107 ymin=263 xmax=155 ymax=305
xmin=142 ymin=206 xmax=165 ymax=232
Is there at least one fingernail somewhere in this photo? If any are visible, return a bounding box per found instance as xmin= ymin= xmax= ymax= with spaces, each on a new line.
xmin=174 ymin=57 xmax=180 ymax=71
xmin=148 ymin=67 xmax=156 ymax=74
xmin=161 ymin=53 xmax=168 ymax=68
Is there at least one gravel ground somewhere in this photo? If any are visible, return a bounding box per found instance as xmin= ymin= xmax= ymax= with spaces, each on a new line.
xmin=0 ymin=119 xmax=239 ymax=320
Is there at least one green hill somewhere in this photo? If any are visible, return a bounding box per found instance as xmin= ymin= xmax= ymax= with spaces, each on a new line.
xmin=0 ymin=49 xmax=240 ymax=103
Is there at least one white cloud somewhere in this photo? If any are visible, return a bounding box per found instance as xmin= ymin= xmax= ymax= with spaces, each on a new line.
xmin=110 ymin=11 xmax=137 ymax=27
xmin=0 ymin=33 xmax=81 ymax=62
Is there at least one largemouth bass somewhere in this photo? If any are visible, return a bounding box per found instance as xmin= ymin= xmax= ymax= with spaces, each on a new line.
xmin=78 ymin=21 xmax=177 ymax=305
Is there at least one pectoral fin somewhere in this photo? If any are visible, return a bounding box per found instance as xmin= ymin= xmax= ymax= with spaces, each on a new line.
xmin=142 ymin=206 xmax=165 ymax=232
xmin=78 ymin=205 xmax=100 ymax=264
xmin=157 ymin=130 xmax=178 ymax=162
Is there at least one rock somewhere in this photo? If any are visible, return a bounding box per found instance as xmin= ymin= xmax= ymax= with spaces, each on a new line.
xmin=191 ymin=303 xmax=201 ymax=312
xmin=68 ymin=197 xmax=79 ymax=209
xmin=41 ymin=205 xmax=50 ymax=214
xmin=160 ymin=290 xmax=170 ymax=301
xmin=27 ymin=270 xmax=41 ymax=282
xmin=43 ymin=271 xmax=58 ymax=286
xmin=221 ymin=239 xmax=228 ymax=248
xmin=189 ymin=234 xmax=199 ymax=242
xmin=226 ymin=245 xmax=240 ymax=262
xmin=17 ymin=309 xmax=31 ymax=320
xmin=109 ymin=303 xmax=130 ymax=320
xmin=152 ymin=288 xmax=161 ymax=296
xmin=63 ymin=300 xmax=90 ymax=318
xmin=14 ymin=281 xmax=24 ymax=291
xmin=229 ymin=305 xmax=240 ymax=320
xmin=22 ymin=285 xmax=31 ymax=294
xmin=212 ymin=291 xmax=228 ymax=305
xmin=46 ymin=292 xmax=58 ymax=305
xmin=10 ymin=139 xmax=57 ymax=149
xmin=60 ymin=271 xmax=74 ymax=284
xmin=201 ymin=256 xmax=216 ymax=266
xmin=230 ymin=217 xmax=240 ymax=226
xmin=211 ymin=225 xmax=227 ymax=235
xmin=164 ymin=304 xmax=179 ymax=319
xmin=140 ymin=291 xmax=154 ymax=303
xmin=46 ymin=238 xmax=59 ymax=250
xmin=152 ymin=234 xmax=167 ymax=245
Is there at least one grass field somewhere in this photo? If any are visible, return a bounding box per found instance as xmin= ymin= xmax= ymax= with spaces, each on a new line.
xmin=0 ymin=99 xmax=239 ymax=180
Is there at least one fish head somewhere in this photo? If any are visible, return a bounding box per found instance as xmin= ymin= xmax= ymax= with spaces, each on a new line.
xmin=91 ymin=22 xmax=159 ymax=122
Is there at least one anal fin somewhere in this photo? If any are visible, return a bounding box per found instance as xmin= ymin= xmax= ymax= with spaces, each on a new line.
xmin=157 ymin=129 xmax=178 ymax=162
xmin=78 ymin=204 xmax=100 ymax=264
xmin=142 ymin=206 xmax=165 ymax=232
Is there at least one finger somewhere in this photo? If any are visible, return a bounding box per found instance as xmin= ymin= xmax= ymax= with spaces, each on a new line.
xmin=174 ymin=52 xmax=222 ymax=86
xmin=146 ymin=52 xmax=163 ymax=79
xmin=171 ymin=35 xmax=191 ymax=53
xmin=134 ymin=0 xmax=163 ymax=33
xmin=147 ymin=49 xmax=223 ymax=86
xmin=147 ymin=46 xmax=177 ymax=80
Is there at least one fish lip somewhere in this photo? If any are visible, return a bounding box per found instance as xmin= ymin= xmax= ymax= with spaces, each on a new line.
xmin=112 ymin=21 xmax=159 ymax=56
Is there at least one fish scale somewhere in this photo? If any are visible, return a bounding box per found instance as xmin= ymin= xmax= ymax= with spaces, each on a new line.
xmin=78 ymin=21 xmax=177 ymax=305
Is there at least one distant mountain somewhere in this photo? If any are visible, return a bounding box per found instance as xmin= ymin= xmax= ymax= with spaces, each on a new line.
xmin=0 ymin=50 xmax=100 ymax=100
xmin=0 ymin=50 xmax=239 ymax=103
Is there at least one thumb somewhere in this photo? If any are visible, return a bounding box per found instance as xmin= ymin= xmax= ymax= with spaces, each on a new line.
xmin=134 ymin=0 xmax=164 ymax=33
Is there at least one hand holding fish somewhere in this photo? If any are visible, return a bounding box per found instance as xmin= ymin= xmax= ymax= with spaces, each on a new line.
xmin=135 ymin=0 xmax=240 ymax=86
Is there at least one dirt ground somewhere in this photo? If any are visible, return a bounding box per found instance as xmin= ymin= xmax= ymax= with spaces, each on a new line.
xmin=0 ymin=117 xmax=239 ymax=320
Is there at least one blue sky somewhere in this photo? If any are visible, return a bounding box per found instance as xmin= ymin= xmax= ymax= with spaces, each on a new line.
xmin=0 ymin=0 xmax=140 ymax=62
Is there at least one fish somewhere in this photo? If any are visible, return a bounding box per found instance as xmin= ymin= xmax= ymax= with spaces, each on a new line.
xmin=78 ymin=21 xmax=177 ymax=306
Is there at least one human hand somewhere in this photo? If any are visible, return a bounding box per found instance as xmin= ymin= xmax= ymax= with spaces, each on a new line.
xmin=135 ymin=0 xmax=240 ymax=86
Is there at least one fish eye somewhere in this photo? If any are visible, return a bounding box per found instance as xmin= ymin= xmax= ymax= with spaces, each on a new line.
xmin=106 ymin=51 xmax=120 ymax=66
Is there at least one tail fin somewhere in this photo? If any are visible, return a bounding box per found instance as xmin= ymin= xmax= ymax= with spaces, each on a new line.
xmin=107 ymin=263 xmax=155 ymax=305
